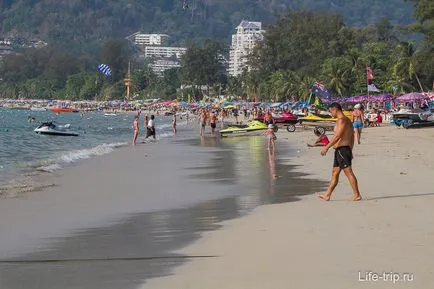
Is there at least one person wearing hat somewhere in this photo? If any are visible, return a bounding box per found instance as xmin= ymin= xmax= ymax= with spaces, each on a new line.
xmin=307 ymin=127 xmax=330 ymax=147
xmin=264 ymin=124 xmax=277 ymax=152
xmin=352 ymin=103 xmax=364 ymax=144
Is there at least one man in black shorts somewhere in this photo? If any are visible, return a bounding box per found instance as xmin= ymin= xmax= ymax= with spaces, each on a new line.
xmin=146 ymin=115 xmax=156 ymax=140
xmin=318 ymin=102 xmax=362 ymax=201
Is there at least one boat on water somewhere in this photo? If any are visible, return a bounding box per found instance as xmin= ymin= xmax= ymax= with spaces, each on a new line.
xmin=34 ymin=121 xmax=79 ymax=136
xmin=104 ymin=113 xmax=117 ymax=116
xmin=30 ymin=107 xmax=47 ymax=111
xmin=220 ymin=120 xmax=268 ymax=137
xmin=391 ymin=108 xmax=434 ymax=128
xmin=49 ymin=107 xmax=80 ymax=113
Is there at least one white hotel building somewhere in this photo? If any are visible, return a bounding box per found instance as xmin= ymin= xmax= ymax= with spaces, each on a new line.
xmin=144 ymin=46 xmax=187 ymax=59
xmin=228 ymin=21 xmax=264 ymax=77
xmin=133 ymin=33 xmax=169 ymax=46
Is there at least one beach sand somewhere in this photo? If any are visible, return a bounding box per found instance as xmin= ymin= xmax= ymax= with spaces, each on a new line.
xmin=141 ymin=125 xmax=434 ymax=289
xmin=0 ymin=120 xmax=325 ymax=289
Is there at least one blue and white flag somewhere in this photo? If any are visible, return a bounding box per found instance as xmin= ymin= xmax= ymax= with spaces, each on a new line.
xmin=98 ymin=64 xmax=112 ymax=77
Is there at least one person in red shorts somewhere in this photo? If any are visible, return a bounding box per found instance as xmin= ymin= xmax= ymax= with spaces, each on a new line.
xmin=307 ymin=128 xmax=329 ymax=147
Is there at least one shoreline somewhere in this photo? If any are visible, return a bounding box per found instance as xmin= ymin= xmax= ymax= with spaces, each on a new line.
xmin=141 ymin=125 xmax=434 ymax=289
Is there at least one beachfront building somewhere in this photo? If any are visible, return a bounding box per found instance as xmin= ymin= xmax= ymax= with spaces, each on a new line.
xmin=228 ymin=21 xmax=264 ymax=77
xmin=135 ymin=34 xmax=169 ymax=46
xmin=126 ymin=32 xmax=169 ymax=46
xmin=149 ymin=59 xmax=181 ymax=76
xmin=145 ymin=46 xmax=187 ymax=59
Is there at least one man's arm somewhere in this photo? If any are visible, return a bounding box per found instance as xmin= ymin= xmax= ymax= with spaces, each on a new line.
xmin=324 ymin=119 xmax=345 ymax=150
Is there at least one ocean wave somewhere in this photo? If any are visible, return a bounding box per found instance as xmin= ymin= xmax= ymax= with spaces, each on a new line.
xmin=36 ymin=142 xmax=128 ymax=172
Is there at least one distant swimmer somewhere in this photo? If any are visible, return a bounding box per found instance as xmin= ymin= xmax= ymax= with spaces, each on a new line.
xmin=318 ymin=102 xmax=362 ymax=201
xmin=172 ymin=114 xmax=177 ymax=135
xmin=28 ymin=116 xmax=36 ymax=123
xmin=209 ymin=110 xmax=217 ymax=136
xmin=146 ymin=115 xmax=156 ymax=140
xmin=132 ymin=115 xmax=139 ymax=146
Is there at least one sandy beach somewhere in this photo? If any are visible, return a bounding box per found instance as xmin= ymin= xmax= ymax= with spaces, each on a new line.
xmin=141 ymin=125 xmax=434 ymax=289
xmin=0 ymin=119 xmax=325 ymax=289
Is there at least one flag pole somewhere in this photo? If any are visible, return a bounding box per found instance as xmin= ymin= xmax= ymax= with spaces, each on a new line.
xmin=366 ymin=67 xmax=370 ymax=98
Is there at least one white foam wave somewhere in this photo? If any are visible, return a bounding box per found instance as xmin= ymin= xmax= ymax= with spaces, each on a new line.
xmin=36 ymin=142 xmax=127 ymax=172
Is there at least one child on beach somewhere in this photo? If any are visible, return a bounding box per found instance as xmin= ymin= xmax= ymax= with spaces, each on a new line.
xmin=307 ymin=128 xmax=329 ymax=147
xmin=172 ymin=114 xmax=177 ymax=135
xmin=264 ymin=124 xmax=277 ymax=151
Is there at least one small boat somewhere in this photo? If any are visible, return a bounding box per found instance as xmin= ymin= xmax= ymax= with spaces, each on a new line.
xmin=220 ymin=120 xmax=267 ymax=137
xmin=104 ymin=113 xmax=117 ymax=116
xmin=391 ymin=108 xmax=434 ymax=128
xmin=30 ymin=107 xmax=47 ymax=111
xmin=34 ymin=122 xmax=79 ymax=136
xmin=50 ymin=107 xmax=79 ymax=113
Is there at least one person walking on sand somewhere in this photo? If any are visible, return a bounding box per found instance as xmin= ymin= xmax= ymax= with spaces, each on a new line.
xmin=146 ymin=115 xmax=156 ymax=140
xmin=199 ymin=109 xmax=207 ymax=136
xmin=352 ymin=103 xmax=364 ymax=144
xmin=264 ymin=124 xmax=277 ymax=152
xmin=132 ymin=116 xmax=139 ymax=146
xmin=172 ymin=114 xmax=177 ymax=135
xmin=209 ymin=110 xmax=217 ymax=136
xmin=144 ymin=115 xmax=149 ymax=132
xmin=318 ymin=102 xmax=362 ymax=201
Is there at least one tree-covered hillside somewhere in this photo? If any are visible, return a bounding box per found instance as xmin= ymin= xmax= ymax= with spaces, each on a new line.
xmin=0 ymin=0 xmax=414 ymax=50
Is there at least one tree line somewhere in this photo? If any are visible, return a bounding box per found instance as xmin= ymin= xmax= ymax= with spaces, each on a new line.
xmin=0 ymin=0 xmax=432 ymax=101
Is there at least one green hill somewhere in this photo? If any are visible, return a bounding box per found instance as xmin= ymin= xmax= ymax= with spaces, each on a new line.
xmin=0 ymin=0 xmax=415 ymax=50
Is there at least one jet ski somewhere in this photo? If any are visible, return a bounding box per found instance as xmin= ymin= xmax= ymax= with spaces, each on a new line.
xmin=34 ymin=121 xmax=79 ymax=136
xmin=255 ymin=111 xmax=298 ymax=124
xmin=220 ymin=120 xmax=267 ymax=137
xmin=299 ymin=110 xmax=353 ymax=123
xmin=391 ymin=108 xmax=434 ymax=128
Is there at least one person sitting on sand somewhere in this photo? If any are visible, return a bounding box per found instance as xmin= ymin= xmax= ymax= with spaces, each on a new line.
xmin=264 ymin=124 xmax=277 ymax=151
xmin=307 ymin=128 xmax=329 ymax=147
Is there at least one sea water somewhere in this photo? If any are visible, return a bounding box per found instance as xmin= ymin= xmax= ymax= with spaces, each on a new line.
xmin=0 ymin=108 xmax=180 ymax=183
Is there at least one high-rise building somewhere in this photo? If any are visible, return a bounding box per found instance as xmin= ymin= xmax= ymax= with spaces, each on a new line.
xmin=133 ymin=33 xmax=169 ymax=46
xmin=228 ymin=21 xmax=264 ymax=77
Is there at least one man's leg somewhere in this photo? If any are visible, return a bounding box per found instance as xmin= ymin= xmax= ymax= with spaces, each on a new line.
xmin=342 ymin=167 xmax=362 ymax=201
xmin=318 ymin=167 xmax=341 ymax=201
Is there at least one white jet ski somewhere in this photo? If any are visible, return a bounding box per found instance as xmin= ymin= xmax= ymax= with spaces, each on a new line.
xmin=34 ymin=121 xmax=79 ymax=136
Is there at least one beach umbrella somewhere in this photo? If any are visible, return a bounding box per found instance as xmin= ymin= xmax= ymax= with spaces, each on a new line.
xmin=396 ymin=92 xmax=426 ymax=102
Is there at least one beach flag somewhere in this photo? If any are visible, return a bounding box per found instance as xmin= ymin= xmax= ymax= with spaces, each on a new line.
xmin=312 ymin=82 xmax=331 ymax=99
xmin=308 ymin=94 xmax=327 ymax=111
xmin=366 ymin=66 xmax=380 ymax=92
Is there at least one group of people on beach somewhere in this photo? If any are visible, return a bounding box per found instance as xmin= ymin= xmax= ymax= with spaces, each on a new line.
xmin=132 ymin=113 xmax=156 ymax=145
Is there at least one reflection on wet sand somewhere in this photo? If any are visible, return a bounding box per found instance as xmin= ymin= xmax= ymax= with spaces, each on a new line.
xmin=0 ymin=136 xmax=326 ymax=289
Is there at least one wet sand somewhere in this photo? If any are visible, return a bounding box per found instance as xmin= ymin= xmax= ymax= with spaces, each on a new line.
xmin=142 ymin=125 xmax=434 ymax=289
xmin=0 ymin=124 xmax=324 ymax=288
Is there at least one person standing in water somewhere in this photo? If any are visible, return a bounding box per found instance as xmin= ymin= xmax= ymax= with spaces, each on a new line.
xmin=146 ymin=115 xmax=156 ymax=140
xmin=199 ymin=109 xmax=207 ymax=136
xmin=172 ymin=114 xmax=177 ymax=135
xmin=132 ymin=116 xmax=139 ymax=146
xmin=144 ymin=115 xmax=149 ymax=133
xmin=318 ymin=102 xmax=362 ymax=201
xmin=209 ymin=110 xmax=217 ymax=136
xmin=352 ymin=103 xmax=364 ymax=144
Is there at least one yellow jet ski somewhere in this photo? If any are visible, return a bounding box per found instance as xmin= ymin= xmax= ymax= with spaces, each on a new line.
xmin=299 ymin=111 xmax=353 ymax=123
xmin=220 ymin=120 xmax=268 ymax=137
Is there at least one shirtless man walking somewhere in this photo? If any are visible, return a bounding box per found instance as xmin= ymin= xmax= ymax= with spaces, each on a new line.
xmin=209 ymin=110 xmax=217 ymax=136
xmin=318 ymin=102 xmax=362 ymax=201
xmin=199 ymin=109 xmax=208 ymax=136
